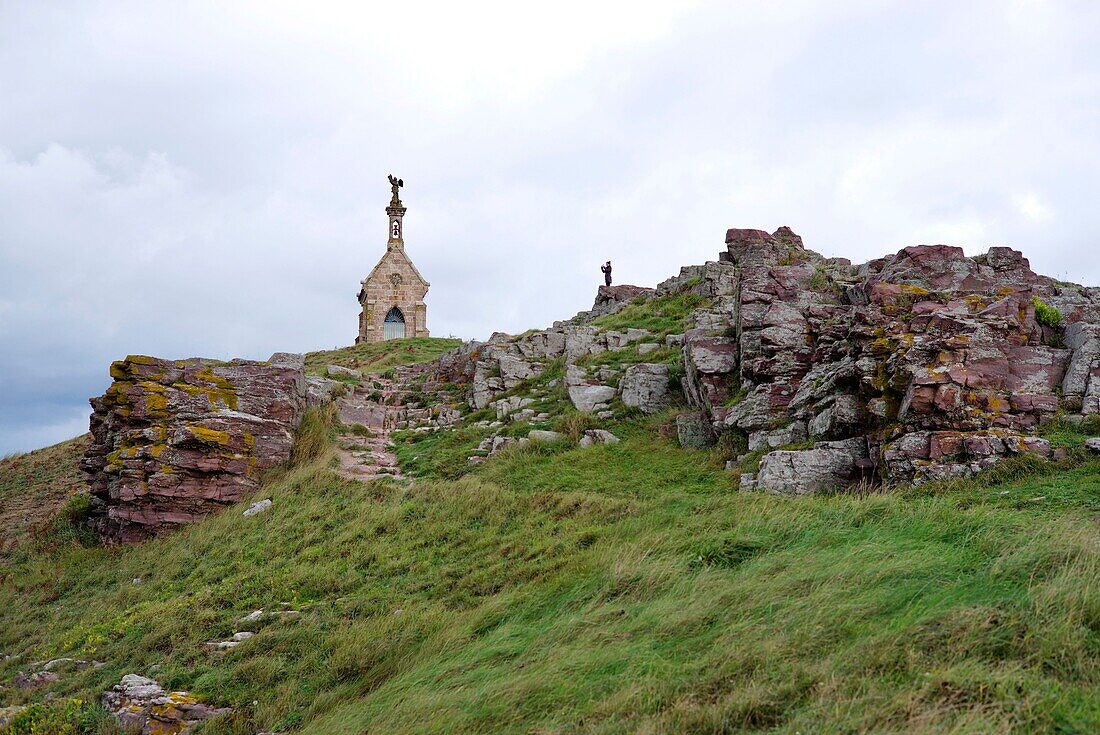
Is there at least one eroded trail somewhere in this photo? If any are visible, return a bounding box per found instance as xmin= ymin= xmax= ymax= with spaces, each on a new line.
xmin=334 ymin=379 xmax=406 ymax=482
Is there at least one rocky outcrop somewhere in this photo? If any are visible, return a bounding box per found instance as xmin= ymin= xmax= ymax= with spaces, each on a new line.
xmin=400 ymin=225 xmax=1096 ymax=494
xmin=102 ymin=674 xmax=230 ymax=734
xmin=82 ymin=353 xmax=307 ymax=541
xmin=585 ymin=284 xmax=655 ymax=319
xmin=408 ymin=293 xmax=659 ymax=415
xmin=668 ymin=227 xmax=1100 ymax=490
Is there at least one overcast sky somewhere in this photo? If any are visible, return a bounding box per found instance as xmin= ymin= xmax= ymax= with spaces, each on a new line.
xmin=1 ymin=0 xmax=1098 ymax=455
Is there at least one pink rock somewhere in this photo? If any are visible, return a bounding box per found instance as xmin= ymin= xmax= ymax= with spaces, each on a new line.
xmin=83 ymin=353 xmax=306 ymax=542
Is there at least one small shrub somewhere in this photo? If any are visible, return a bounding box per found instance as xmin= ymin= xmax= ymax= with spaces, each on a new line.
xmin=691 ymin=537 xmax=767 ymax=569
xmin=710 ymin=430 xmax=747 ymax=466
xmin=350 ymin=423 xmax=376 ymax=438
xmin=1032 ymin=296 xmax=1062 ymax=328
xmin=666 ymin=361 xmax=686 ymax=393
xmin=808 ymin=266 xmax=832 ymax=293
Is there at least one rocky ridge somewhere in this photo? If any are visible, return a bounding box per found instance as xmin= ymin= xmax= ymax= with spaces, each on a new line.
xmin=78 ymin=226 xmax=1100 ymax=539
xmin=405 ymin=226 xmax=1100 ymax=493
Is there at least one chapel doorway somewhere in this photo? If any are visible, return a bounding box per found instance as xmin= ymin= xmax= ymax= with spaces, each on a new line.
xmin=383 ymin=306 xmax=406 ymax=340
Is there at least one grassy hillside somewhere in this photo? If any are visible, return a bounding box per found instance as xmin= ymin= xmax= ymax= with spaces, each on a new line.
xmin=1 ymin=402 xmax=1097 ymax=733
xmin=0 ymin=435 xmax=89 ymax=549
xmin=305 ymin=337 xmax=462 ymax=378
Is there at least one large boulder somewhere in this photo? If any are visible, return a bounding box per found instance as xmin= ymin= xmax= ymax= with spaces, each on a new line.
xmin=754 ymin=438 xmax=869 ymax=495
xmin=620 ymin=363 xmax=673 ymax=414
xmin=566 ymin=364 xmax=617 ymax=412
xmin=82 ymin=353 xmax=307 ymax=541
xmin=676 ymin=412 xmax=714 ymax=449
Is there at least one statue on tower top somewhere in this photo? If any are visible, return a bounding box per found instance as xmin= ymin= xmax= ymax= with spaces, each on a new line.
xmin=387 ymin=174 xmax=404 ymax=207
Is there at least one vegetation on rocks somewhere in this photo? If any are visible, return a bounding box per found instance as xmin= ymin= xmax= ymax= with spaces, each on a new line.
xmin=592 ymin=291 xmax=709 ymax=338
xmin=305 ymin=337 xmax=461 ymax=378
xmin=1033 ymin=295 xmax=1064 ymax=328
xmin=0 ymin=698 xmax=114 ymax=735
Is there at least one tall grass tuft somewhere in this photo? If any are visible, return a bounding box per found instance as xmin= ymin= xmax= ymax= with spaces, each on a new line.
xmin=554 ymin=412 xmax=597 ymax=443
xmin=288 ymin=403 xmax=338 ymax=470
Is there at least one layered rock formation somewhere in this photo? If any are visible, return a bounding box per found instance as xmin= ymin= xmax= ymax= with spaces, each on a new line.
xmin=678 ymin=227 xmax=1099 ymax=490
xmin=82 ymin=353 xmax=307 ymax=541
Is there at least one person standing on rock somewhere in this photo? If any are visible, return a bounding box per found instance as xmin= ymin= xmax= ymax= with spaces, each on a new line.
xmin=601 ymin=260 xmax=612 ymax=287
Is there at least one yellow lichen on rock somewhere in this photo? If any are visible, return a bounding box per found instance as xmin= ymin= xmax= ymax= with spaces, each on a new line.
xmin=187 ymin=425 xmax=231 ymax=445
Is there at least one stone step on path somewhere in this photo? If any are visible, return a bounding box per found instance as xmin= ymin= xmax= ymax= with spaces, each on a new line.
xmin=334 ymin=379 xmax=409 ymax=482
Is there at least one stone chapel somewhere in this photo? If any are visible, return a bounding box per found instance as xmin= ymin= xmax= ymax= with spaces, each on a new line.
xmin=356 ymin=176 xmax=430 ymax=343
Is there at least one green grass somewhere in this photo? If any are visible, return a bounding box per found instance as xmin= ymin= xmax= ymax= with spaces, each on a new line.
xmin=304 ymin=337 xmax=462 ymax=378
xmin=578 ymin=344 xmax=681 ymax=369
xmin=0 ymin=698 xmax=116 ymax=734
xmin=1041 ymin=415 xmax=1100 ymax=449
xmin=2 ymin=405 xmax=1098 ymax=734
xmin=0 ymin=435 xmax=89 ymax=548
xmin=592 ymin=292 xmax=711 ymax=339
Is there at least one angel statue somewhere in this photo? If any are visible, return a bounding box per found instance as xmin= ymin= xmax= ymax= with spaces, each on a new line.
xmin=387 ymin=174 xmax=404 ymax=203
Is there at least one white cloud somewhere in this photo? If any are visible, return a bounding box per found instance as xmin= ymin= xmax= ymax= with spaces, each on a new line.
xmin=1014 ymin=193 xmax=1054 ymax=223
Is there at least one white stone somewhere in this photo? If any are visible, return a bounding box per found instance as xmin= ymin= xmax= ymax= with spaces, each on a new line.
xmin=755 ymin=438 xmax=868 ymax=495
xmin=326 ymin=364 xmax=362 ymax=379
xmin=243 ymin=499 xmax=272 ymax=517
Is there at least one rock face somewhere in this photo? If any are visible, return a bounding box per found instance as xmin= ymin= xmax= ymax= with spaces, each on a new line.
xmin=82 ymin=353 xmax=307 ymax=541
xmin=566 ymin=364 xmax=617 ymax=413
xmin=667 ymin=227 xmax=1100 ymax=490
xmin=587 ymin=284 xmax=655 ymax=319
